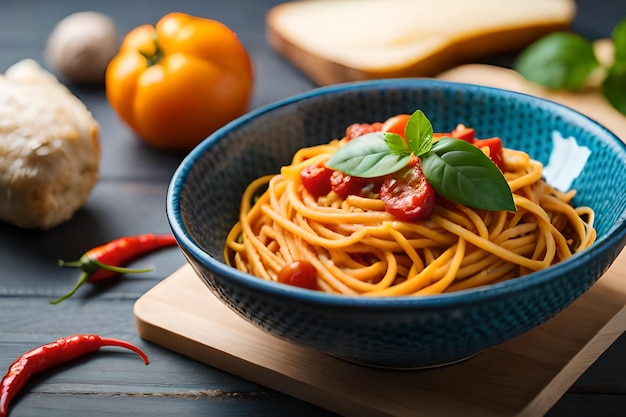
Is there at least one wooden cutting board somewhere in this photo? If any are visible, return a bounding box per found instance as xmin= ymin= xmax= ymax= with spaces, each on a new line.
xmin=265 ymin=0 xmax=576 ymax=86
xmin=135 ymin=250 xmax=626 ymax=417
xmin=437 ymin=63 xmax=626 ymax=140
xmin=134 ymin=64 xmax=626 ymax=417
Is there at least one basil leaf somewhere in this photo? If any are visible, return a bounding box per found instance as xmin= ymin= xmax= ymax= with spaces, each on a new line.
xmin=326 ymin=132 xmax=411 ymax=178
xmin=421 ymin=138 xmax=516 ymax=211
xmin=612 ymin=17 xmax=626 ymax=64
xmin=404 ymin=109 xmax=433 ymax=156
xmin=514 ymin=32 xmax=600 ymax=90
xmin=384 ymin=132 xmax=409 ymax=155
xmin=602 ymin=63 xmax=626 ymax=115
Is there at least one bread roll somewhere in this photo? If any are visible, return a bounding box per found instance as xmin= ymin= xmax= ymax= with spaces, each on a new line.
xmin=267 ymin=0 xmax=576 ymax=86
xmin=0 ymin=59 xmax=100 ymax=229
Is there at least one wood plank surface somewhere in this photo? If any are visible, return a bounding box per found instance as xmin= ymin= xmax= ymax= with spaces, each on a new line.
xmin=3 ymin=2 xmax=626 ymax=417
xmin=0 ymin=297 xmax=336 ymax=417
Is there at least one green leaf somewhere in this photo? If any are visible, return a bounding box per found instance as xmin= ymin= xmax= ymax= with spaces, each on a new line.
xmin=326 ymin=110 xmax=515 ymax=213
xmin=612 ymin=17 xmax=626 ymax=64
xmin=404 ymin=109 xmax=433 ymax=156
xmin=326 ymin=132 xmax=411 ymax=178
xmin=514 ymin=32 xmax=600 ymax=90
xmin=602 ymin=63 xmax=626 ymax=115
xmin=384 ymin=133 xmax=410 ymax=155
xmin=421 ymin=138 xmax=516 ymax=211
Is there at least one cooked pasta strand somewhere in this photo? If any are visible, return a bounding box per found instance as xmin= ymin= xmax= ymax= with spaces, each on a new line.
xmin=225 ymin=127 xmax=596 ymax=297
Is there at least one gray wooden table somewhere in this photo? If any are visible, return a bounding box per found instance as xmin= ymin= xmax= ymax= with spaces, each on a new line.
xmin=1 ymin=1 xmax=625 ymax=416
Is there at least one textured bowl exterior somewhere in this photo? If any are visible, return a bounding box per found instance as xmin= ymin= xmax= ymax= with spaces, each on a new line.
xmin=168 ymin=79 xmax=626 ymax=368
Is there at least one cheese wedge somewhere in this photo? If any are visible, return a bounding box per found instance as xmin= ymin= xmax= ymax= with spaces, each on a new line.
xmin=266 ymin=0 xmax=576 ymax=86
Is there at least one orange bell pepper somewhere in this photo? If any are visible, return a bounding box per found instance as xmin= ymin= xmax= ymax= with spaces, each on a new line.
xmin=105 ymin=12 xmax=254 ymax=150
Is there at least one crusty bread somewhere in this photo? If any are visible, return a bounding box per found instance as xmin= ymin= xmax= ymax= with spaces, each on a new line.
xmin=0 ymin=59 xmax=100 ymax=229
xmin=266 ymin=0 xmax=576 ymax=86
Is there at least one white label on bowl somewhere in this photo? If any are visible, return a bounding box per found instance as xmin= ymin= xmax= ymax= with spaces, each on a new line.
xmin=542 ymin=131 xmax=591 ymax=192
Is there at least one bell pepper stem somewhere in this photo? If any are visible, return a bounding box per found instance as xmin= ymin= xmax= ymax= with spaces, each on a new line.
xmin=139 ymin=30 xmax=163 ymax=67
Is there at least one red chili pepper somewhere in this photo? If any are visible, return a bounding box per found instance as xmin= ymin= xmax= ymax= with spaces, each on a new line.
xmin=50 ymin=233 xmax=178 ymax=304
xmin=0 ymin=334 xmax=149 ymax=417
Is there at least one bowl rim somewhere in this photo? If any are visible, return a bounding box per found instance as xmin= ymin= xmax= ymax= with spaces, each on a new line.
xmin=167 ymin=78 xmax=626 ymax=308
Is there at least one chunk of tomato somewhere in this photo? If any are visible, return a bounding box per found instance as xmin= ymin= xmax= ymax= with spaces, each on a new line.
xmin=380 ymin=163 xmax=435 ymax=222
xmin=450 ymin=124 xmax=476 ymax=142
xmin=381 ymin=114 xmax=411 ymax=138
xmin=301 ymin=163 xmax=334 ymax=198
xmin=330 ymin=171 xmax=381 ymax=199
xmin=345 ymin=122 xmax=383 ymax=140
xmin=473 ymin=137 xmax=504 ymax=170
xmin=277 ymin=260 xmax=318 ymax=290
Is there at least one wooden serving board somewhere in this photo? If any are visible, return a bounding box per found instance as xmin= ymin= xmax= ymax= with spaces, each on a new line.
xmin=265 ymin=0 xmax=576 ymax=86
xmin=134 ymin=64 xmax=626 ymax=417
xmin=135 ymin=249 xmax=626 ymax=417
xmin=436 ymin=63 xmax=626 ymax=140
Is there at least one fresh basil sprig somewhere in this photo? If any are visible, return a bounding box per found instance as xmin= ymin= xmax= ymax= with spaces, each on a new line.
xmin=603 ymin=19 xmax=626 ymax=114
xmin=514 ymin=17 xmax=626 ymax=115
xmin=326 ymin=110 xmax=516 ymax=211
xmin=421 ymin=137 xmax=516 ymax=212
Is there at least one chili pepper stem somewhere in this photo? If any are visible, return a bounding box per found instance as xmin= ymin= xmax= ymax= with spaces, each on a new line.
xmin=50 ymin=272 xmax=90 ymax=305
xmin=51 ymin=234 xmax=177 ymax=304
xmin=51 ymin=260 xmax=154 ymax=305
xmin=66 ymin=258 xmax=155 ymax=275
xmin=56 ymin=259 xmax=83 ymax=268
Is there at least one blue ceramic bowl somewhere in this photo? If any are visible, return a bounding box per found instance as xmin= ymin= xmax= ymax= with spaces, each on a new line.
xmin=167 ymin=79 xmax=626 ymax=369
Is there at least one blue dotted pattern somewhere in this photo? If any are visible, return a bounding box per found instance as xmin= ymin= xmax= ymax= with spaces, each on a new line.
xmin=167 ymin=79 xmax=626 ymax=369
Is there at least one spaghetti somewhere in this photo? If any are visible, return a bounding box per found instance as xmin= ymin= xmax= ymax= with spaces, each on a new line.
xmin=225 ymin=118 xmax=596 ymax=296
